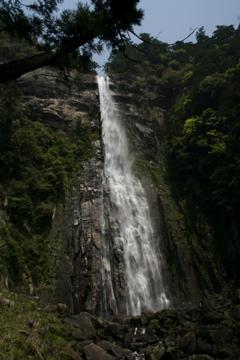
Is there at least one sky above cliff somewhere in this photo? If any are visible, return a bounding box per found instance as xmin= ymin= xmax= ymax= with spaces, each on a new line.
xmin=137 ymin=0 xmax=239 ymax=42
xmin=60 ymin=0 xmax=240 ymax=69
xmin=61 ymin=0 xmax=240 ymax=43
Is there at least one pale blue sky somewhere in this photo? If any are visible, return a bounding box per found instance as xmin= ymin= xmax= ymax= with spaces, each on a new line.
xmin=60 ymin=0 xmax=240 ymax=42
xmin=137 ymin=0 xmax=239 ymax=43
xmin=59 ymin=0 xmax=240 ymax=69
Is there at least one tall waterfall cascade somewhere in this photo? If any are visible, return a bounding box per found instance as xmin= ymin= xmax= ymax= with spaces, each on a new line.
xmin=97 ymin=76 xmax=169 ymax=316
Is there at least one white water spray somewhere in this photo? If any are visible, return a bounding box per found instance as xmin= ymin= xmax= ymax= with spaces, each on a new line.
xmin=98 ymin=76 xmax=169 ymax=315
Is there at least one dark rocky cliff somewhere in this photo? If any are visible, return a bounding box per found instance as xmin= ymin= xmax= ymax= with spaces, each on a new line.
xmin=18 ymin=68 xmax=105 ymax=313
xmin=0 ymin=63 xmax=225 ymax=316
xmin=0 ymin=67 xmax=240 ymax=359
xmin=3 ymin=66 xmax=224 ymax=304
xmin=109 ymin=77 xmax=223 ymax=307
xmin=0 ymin=66 xmax=104 ymax=306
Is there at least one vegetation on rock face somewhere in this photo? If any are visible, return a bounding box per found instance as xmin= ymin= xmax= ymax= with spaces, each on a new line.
xmin=0 ymin=31 xmax=102 ymax=357
xmin=0 ymin=75 xmax=94 ymax=288
xmin=106 ymin=25 xmax=240 ymax=280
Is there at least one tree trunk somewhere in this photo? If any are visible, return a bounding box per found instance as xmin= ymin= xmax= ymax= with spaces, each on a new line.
xmin=0 ymin=30 xmax=96 ymax=84
xmin=0 ymin=51 xmax=57 ymax=83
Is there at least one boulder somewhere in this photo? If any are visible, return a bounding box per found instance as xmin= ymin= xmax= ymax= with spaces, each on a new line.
xmin=84 ymin=343 xmax=115 ymax=360
xmin=64 ymin=313 xmax=96 ymax=340
xmin=179 ymin=332 xmax=196 ymax=354
xmin=97 ymin=341 xmax=113 ymax=352
xmin=145 ymin=344 xmax=165 ymax=360
xmin=60 ymin=345 xmax=83 ymax=360
xmin=104 ymin=322 xmax=128 ymax=340
xmin=110 ymin=344 xmax=132 ymax=359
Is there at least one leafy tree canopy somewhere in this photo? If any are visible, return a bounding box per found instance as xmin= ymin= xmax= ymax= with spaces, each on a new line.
xmin=0 ymin=0 xmax=143 ymax=81
xmin=106 ymin=25 xmax=240 ymax=275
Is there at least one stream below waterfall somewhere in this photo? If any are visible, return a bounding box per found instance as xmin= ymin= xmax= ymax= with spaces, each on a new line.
xmin=97 ymin=76 xmax=169 ymax=316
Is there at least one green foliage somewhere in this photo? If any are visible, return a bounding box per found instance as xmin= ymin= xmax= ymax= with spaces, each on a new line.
xmin=0 ymin=85 xmax=93 ymax=285
xmin=0 ymin=32 xmax=39 ymax=63
xmin=0 ymin=289 xmax=69 ymax=359
xmin=107 ymin=24 xmax=240 ymax=277
xmin=0 ymin=0 xmax=144 ymax=79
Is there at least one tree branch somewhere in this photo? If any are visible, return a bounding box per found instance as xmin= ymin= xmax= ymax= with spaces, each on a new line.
xmin=176 ymin=27 xmax=199 ymax=43
xmin=122 ymin=49 xmax=139 ymax=63
xmin=0 ymin=52 xmax=56 ymax=83
xmin=130 ymin=27 xmax=199 ymax=46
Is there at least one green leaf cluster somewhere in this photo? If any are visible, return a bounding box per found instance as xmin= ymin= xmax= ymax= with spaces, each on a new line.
xmin=0 ymin=84 xmax=93 ymax=285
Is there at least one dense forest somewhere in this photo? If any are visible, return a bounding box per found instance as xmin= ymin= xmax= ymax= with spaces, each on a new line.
xmin=106 ymin=25 xmax=240 ymax=279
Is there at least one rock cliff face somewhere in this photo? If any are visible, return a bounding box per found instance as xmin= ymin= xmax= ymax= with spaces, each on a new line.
xmin=55 ymin=142 xmax=104 ymax=314
xmin=109 ymin=77 xmax=223 ymax=307
xmin=17 ymin=69 xmax=131 ymax=315
xmin=12 ymin=67 xmax=222 ymax=315
xmin=16 ymin=68 xmax=105 ymax=312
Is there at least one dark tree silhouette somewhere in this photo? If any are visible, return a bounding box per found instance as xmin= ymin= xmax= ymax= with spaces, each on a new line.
xmin=0 ymin=0 xmax=143 ymax=82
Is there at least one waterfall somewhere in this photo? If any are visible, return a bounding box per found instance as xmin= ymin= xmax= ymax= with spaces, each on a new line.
xmin=98 ymin=76 xmax=169 ymax=316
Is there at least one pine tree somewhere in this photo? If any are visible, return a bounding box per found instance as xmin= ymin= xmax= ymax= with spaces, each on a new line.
xmin=0 ymin=0 xmax=143 ymax=82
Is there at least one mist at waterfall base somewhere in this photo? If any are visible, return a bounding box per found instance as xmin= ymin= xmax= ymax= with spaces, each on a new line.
xmin=97 ymin=76 xmax=169 ymax=316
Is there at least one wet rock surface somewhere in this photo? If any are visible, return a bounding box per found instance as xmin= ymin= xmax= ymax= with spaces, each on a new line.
xmin=55 ymin=293 xmax=240 ymax=360
xmin=109 ymin=75 xmax=223 ymax=307
xmin=18 ymin=67 xmax=110 ymax=314
xmin=16 ymin=67 xmax=225 ymax=317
